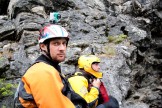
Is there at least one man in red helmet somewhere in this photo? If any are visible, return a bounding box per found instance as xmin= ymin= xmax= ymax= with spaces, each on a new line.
xmin=14 ymin=24 xmax=75 ymax=108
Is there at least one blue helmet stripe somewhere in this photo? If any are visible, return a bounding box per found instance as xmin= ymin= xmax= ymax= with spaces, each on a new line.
xmin=60 ymin=26 xmax=64 ymax=36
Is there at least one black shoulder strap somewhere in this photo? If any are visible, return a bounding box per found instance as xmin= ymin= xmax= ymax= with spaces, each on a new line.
xmin=63 ymin=72 xmax=89 ymax=108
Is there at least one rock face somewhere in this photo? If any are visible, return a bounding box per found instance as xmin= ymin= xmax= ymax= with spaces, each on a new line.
xmin=0 ymin=0 xmax=162 ymax=108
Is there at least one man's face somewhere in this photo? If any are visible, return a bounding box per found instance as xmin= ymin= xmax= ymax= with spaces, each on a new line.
xmin=40 ymin=38 xmax=67 ymax=63
xmin=50 ymin=38 xmax=67 ymax=62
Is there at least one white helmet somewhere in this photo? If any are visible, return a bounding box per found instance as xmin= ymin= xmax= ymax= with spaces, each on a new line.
xmin=39 ymin=24 xmax=69 ymax=43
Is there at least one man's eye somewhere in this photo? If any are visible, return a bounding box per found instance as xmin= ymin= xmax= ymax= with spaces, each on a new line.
xmin=63 ymin=41 xmax=67 ymax=45
xmin=53 ymin=42 xmax=59 ymax=46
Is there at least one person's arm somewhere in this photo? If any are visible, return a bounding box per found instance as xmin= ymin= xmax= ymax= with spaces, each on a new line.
xmin=68 ymin=76 xmax=100 ymax=103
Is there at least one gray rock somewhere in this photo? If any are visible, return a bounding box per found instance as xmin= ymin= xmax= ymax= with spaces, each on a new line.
xmin=125 ymin=25 xmax=147 ymax=42
xmin=0 ymin=56 xmax=9 ymax=76
xmin=0 ymin=20 xmax=15 ymax=41
xmin=8 ymin=0 xmax=54 ymax=19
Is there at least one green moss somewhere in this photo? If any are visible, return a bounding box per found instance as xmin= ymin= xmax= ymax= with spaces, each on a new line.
xmin=0 ymin=79 xmax=15 ymax=98
xmin=2 ymin=105 xmax=6 ymax=108
xmin=108 ymin=34 xmax=127 ymax=44
xmin=108 ymin=36 xmax=116 ymax=42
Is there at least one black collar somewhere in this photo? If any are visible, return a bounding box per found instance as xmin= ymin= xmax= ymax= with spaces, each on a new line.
xmin=35 ymin=54 xmax=61 ymax=73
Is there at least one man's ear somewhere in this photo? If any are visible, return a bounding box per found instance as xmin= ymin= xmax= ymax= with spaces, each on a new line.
xmin=39 ymin=43 xmax=47 ymax=51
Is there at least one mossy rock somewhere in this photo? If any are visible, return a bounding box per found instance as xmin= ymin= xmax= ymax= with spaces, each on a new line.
xmin=108 ymin=34 xmax=127 ymax=44
xmin=0 ymin=79 xmax=15 ymax=99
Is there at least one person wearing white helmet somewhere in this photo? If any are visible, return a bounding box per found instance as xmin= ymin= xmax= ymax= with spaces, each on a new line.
xmin=68 ymin=55 xmax=119 ymax=108
xmin=14 ymin=24 xmax=75 ymax=108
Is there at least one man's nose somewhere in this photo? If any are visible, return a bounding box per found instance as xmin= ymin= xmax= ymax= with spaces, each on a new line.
xmin=59 ymin=44 xmax=66 ymax=50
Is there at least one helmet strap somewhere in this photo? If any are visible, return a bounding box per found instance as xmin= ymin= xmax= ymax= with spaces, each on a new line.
xmin=41 ymin=41 xmax=52 ymax=60
xmin=46 ymin=42 xmax=52 ymax=60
